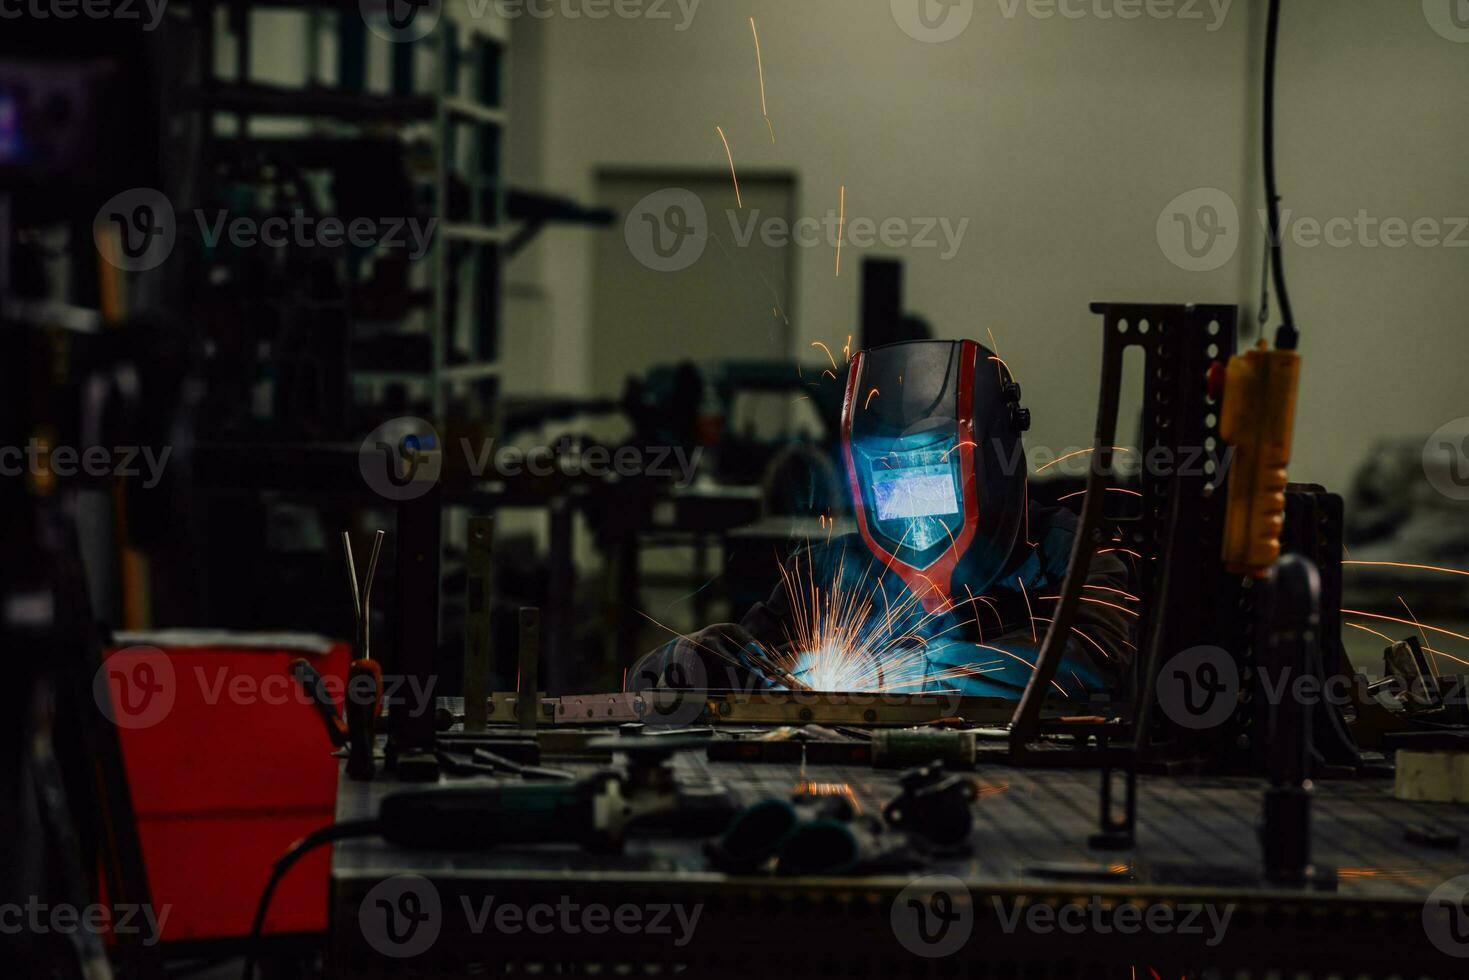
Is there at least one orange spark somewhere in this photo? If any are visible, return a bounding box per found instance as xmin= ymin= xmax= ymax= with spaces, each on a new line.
xmin=836 ymin=184 xmax=846 ymax=277
xmin=749 ymin=17 xmax=775 ymax=142
xmin=715 ymin=126 xmax=742 ymax=208
xmin=864 ymin=388 xmax=879 ymax=410
xmin=1399 ymin=596 xmax=1431 ymax=651
xmin=1344 ymin=560 xmax=1469 ymax=579
xmin=940 ymin=441 xmax=978 ymax=463
xmin=986 ymin=328 xmax=1005 ymax=384
xmin=1034 ymin=616 xmax=1115 ymax=662
xmin=1341 ymin=610 xmax=1469 ymax=646
xmin=1344 ymin=622 xmax=1396 ymax=646
xmin=1017 ymin=578 xmax=1037 ymax=642
xmin=1036 ymin=447 xmax=1134 ymax=474
xmin=1099 ymin=547 xmax=1144 ymax=559
xmin=811 ymin=341 xmax=838 ymax=371
xmin=1057 ymin=488 xmax=1145 ymax=502
xmin=1041 ymin=595 xmax=1141 ymax=618
xmin=1085 ymin=584 xmax=1141 ymax=603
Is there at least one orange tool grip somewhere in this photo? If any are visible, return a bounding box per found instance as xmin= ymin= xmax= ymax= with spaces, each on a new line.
xmin=1219 ymin=340 xmax=1302 ymax=577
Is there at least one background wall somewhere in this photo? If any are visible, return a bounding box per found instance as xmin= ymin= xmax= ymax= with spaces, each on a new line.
xmin=503 ymin=0 xmax=1469 ymax=495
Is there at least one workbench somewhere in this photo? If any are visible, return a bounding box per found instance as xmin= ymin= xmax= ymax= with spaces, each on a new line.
xmin=328 ymin=727 xmax=1469 ymax=978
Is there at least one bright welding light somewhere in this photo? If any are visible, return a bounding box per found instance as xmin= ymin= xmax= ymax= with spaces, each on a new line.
xmin=872 ymin=467 xmax=959 ymax=521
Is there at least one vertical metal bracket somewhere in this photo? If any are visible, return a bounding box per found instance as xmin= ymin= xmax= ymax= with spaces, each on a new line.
xmin=464 ymin=517 xmax=494 ymax=732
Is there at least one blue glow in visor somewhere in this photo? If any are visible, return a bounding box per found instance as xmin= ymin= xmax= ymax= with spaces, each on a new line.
xmin=872 ymin=465 xmax=959 ymax=521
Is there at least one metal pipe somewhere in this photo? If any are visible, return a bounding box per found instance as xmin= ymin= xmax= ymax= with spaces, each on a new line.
xmin=518 ymin=607 xmax=541 ymax=735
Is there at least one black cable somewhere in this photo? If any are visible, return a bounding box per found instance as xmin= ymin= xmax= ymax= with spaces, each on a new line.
xmin=1263 ymin=0 xmax=1298 ymax=350
xmin=240 ymin=819 xmax=382 ymax=980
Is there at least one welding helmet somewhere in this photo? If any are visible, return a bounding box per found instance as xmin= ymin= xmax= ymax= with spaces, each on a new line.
xmin=841 ymin=340 xmax=1031 ymax=612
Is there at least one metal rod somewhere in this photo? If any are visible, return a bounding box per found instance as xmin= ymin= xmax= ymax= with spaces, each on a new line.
xmin=342 ymin=531 xmax=361 ymax=620
xmin=1009 ymin=316 xmax=1122 ymax=753
xmin=464 ymin=518 xmax=494 ymax=732
xmin=518 ymin=607 xmax=541 ymax=735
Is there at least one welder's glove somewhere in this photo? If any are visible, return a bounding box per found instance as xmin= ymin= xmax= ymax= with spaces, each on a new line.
xmin=630 ymin=623 xmax=785 ymax=693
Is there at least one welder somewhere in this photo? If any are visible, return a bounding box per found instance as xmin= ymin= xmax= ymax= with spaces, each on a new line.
xmin=632 ymin=339 xmax=1135 ymax=701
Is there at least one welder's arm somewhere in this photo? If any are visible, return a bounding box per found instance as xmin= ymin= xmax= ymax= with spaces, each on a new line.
xmin=924 ymin=550 xmax=1135 ymax=699
xmin=628 ymin=623 xmax=786 ymax=693
xmin=628 ymin=548 xmax=820 ymax=693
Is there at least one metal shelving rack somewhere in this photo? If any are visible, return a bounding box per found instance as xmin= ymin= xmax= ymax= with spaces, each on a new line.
xmin=182 ymin=0 xmax=509 ymax=427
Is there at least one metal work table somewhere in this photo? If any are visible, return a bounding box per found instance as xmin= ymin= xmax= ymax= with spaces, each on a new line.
xmin=330 ymin=733 xmax=1469 ymax=977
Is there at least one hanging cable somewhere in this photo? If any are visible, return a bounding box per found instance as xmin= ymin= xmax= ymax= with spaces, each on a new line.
xmin=1263 ymin=0 xmax=1298 ymax=350
xmin=240 ymin=819 xmax=383 ymax=980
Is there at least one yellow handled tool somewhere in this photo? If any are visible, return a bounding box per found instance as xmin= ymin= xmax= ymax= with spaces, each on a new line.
xmin=1218 ymin=340 xmax=1302 ymax=577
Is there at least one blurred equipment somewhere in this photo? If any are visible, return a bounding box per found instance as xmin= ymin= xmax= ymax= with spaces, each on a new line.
xmin=883 ymin=763 xmax=978 ymax=849
xmin=376 ymin=737 xmax=733 ymax=852
xmin=342 ymin=531 xmax=387 ymax=781
xmin=1258 ymin=555 xmax=1321 ymax=886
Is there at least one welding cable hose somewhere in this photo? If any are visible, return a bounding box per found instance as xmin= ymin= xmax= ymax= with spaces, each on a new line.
xmin=241 ymin=819 xmax=383 ymax=980
xmin=705 ymin=798 xmax=801 ymax=874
